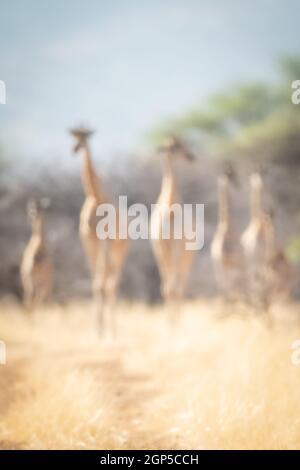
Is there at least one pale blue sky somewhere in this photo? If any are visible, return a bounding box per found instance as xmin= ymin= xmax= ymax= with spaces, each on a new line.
xmin=0 ymin=0 xmax=299 ymax=163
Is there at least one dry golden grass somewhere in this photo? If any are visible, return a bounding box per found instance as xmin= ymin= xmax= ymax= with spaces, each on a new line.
xmin=1 ymin=299 xmax=300 ymax=449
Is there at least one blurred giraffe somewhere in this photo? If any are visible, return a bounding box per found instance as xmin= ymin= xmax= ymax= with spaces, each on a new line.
xmin=150 ymin=136 xmax=196 ymax=322
xmin=20 ymin=199 xmax=53 ymax=310
xmin=259 ymin=209 xmax=294 ymax=306
xmin=70 ymin=127 xmax=129 ymax=335
xmin=241 ymin=173 xmax=293 ymax=313
xmin=211 ymin=172 xmax=245 ymax=301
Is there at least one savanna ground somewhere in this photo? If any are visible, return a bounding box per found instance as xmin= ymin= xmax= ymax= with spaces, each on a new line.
xmin=1 ymin=299 xmax=300 ymax=450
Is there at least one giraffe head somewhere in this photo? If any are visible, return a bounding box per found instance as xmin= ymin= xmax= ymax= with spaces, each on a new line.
xmin=250 ymin=172 xmax=263 ymax=191
xmin=69 ymin=127 xmax=94 ymax=154
xmin=222 ymin=161 xmax=238 ymax=186
xmin=158 ymin=135 xmax=195 ymax=161
xmin=218 ymin=174 xmax=229 ymax=191
xmin=27 ymin=199 xmax=43 ymax=234
xmin=27 ymin=198 xmax=50 ymax=224
xmin=27 ymin=199 xmax=40 ymax=220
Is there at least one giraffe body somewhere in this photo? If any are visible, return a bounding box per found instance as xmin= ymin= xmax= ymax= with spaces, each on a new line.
xmin=20 ymin=201 xmax=53 ymax=310
xmin=241 ymin=173 xmax=293 ymax=309
xmin=150 ymin=137 xmax=196 ymax=318
xmin=79 ymin=195 xmax=99 ymax=273
xmin=211 ymin=175 xmax=245 ymax=300
xmin=70 ymin=127 xmax=129 ymax=335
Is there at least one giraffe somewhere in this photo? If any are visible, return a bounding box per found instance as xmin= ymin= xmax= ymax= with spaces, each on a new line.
xmin=241 ymin=173 xmax=293 ymax=312
xmin=69 ymin=127 xmax=129 ymax=335
xmin=20 ymin=199 xmax=53 ymax=310
xmin=210 ymin=173 xmax=245 ymax=301
xmin=259 ymin=209 xmax=294 ymax=305
xmin=150 ymin=136 xmax=196 ymax=322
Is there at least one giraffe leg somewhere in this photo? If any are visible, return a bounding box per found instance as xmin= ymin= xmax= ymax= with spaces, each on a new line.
xmin=24 ymin=291 xmax=34 ymax=312
xmin=166 ymin=295 xmax=181 ymax=328
xmin=167 ymin=240 xmax=195 ymax=325
xmin=261 ymin=293 xmax=274 ymax=329
xmin=34 ymin=282 xmax=50 ymax=309
xmin=94 ymin=278 xmax=119 ymax=339
xmin=23 ymin=280 xmax=35 ymax=313
xmin=152 ymin=240 xmax=173 ymax=302
xmin=97 ymin=291 xmax=107 ymax=336
xmin=107 ymin=239 xmax=129 ymax=339
xmin=105 ymin=285 xmax=118 ymax=340
xmin=160 ymin=262 xmax=183 ymax=326
xmin=104 ymin=261 xmax=124 ymax=340
xmin=92 ymin=276 xmax=107 ymax=336
xmin=163 ymin=271 xmax=183 ymax=328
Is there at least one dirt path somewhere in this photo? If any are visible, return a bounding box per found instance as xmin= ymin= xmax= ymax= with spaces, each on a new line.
xmin=2 ymin=302 xmax=300 ymax=449
xmin=0 ymin=322 xmax=164 ymax=449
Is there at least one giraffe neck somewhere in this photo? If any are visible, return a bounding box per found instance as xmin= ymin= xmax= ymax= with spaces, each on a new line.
xmin=159 ymin=153 xmax=177 ymax=205
xmin=263 ymin=217 xmax=280 ymax=259
xmin=264 ymin=217 xmax=276 ymax=244
xmin=32 ymin=215 xmax=45 ymax=246
xmin=218 ymin=177 xmax=231 ymax=227
xmin=81 ymin=142 xmax=107 ymax=204
xmin=250 ymin=182 xmax=263 ymax=222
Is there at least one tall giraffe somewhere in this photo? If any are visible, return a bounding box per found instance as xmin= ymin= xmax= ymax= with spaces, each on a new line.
xmin=241 ymin=173 xmax=293 ymax=309
xmin=70 ymin=127 xmax=129 ymax=335
xmin=20 ymin=199 xmax=53 ymax=310
xmin=150 ymin=136 xmax=196 ymax=321
xmin=210 ymin=173 xmax=244 ymax=300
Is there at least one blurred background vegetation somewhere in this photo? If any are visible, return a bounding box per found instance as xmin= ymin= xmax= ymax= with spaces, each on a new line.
xmin=149 ymin=56 xmax=300 ymax=166
xmin=1 ymin=0 xmax=300 ymax=303
xmin=1 ymin=55 xmax=300 ymax=302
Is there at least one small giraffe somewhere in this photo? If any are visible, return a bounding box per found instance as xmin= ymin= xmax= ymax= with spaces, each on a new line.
xmin=241 ymin=173 xmax=293 ymax=310
xmin=210 ymin=173 xmax=245 ymax=300
xmin=20 ymin=199 xmax=53 ymax=310
xmin=150 ymin=136 xmax=196 ymax=321
xmin=260 ymin=210 xmax=294 ymax=305
xmin=70 ymin=127 xmax=129 ymax=335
